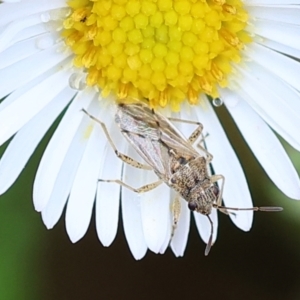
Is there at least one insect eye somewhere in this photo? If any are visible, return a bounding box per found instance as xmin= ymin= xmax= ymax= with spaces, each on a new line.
xmin=188 ymin=202 xmax=198 ymax=211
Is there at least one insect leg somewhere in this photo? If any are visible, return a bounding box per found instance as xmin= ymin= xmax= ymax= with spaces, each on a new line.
xmin=82 ymin=109 xmax=152 ymax=170
xmin=167 ymin=116 xmax=214 ymax=161
xmin=211 ymin=174 xmax=228 ymax=214
xmin=98 ymin=179 xmax=163 ymax=193
xmin=167 ymin=117 xmax=204 ymax=145
xmin=195 ymin=141 xmax=213 ymax=162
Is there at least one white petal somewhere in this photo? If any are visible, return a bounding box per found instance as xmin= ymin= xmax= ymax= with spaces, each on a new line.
xmin=0 ymin=42 xmax=69 ymax=98
xmin=245 ymin=0 xmax=300 ymax=5
xmin=257 ymin=38 xmax=300 ymax=58
xmin=0 ymin=31 xmax=59 ymax=69
xmin=0 ymin=68 xmax=70 ymax=146
xmin=170 ymin=194 xmax=191 ymax=257
xmin=0 ymin=87 xmax=74 ymax=194
xmin=0 ymin=0 xmax=67 ymax=27
xmin=246 ymin=5 xmax=300 ymax=25
xmin=234 ymin=63 xmax=300 ymax=151
xmin=41 ymin=121 xmax=89 ymax=229
xmin=158 ymin=227 xmax=172 ymax=254
xmin=0 ymin=13 xmax=43 ymax=52
xmin=1 ymin=0 xmax=21 ymax=3
xmin=96 ymin=106 xmax=125 ymax=247
xmin=0 ymin=61 xmax=61 ymax=113
xmin=240 ymin=61 xmax=300 ymax=114
xmin=33 ymin=90 xmax=95 ymax=212
xmin=250 ymin=20 xmax=300 ymax=50
xmin=246 ymin=42 xmax=300 ymax=92
xmin=193 ymin=99 xmax=254 ymax=231
xmin=194 ymin=208 xmax=218 ymax=244
xmin=222 ymin=89 xmax=300 ymax=200
xmin=66 ymin=101 xmax=104 ymax=243
xmin=11 ymin=23 xmax=48 ymax=45
xmin=121 ymin=147 xmax=147 ymax=260
xmin=140 ymin=171 xmax=171 ymax=254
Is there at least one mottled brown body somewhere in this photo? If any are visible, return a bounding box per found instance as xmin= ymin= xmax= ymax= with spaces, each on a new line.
xmin=169 ymin=157 xmax=219 ymax=215
xmin=115 ymin=102 xmax=224 ymax=216
xmin=82 ymin=101 xmax=283 ymax=256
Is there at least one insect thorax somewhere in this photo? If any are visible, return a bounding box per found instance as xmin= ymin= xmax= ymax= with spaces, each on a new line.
xmin=169 ymin=157 xmax=218 ymax=215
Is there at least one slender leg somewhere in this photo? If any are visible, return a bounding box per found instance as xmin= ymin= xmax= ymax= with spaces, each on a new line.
xmin=98 ymin=179 xmax=163 ymax=193
xmin=195 ymin=141 xmax=213 ymax=162
xmin=166 ymin=116 xmax=213 ymax=161
xmin=82 ymin=109 xmax=152 ymax=170
xmin=167 ymin=117 xmax=204 ymax=145
xmin=197 ymin=132 xmax=209 ymax=144
xmin=211 ymin=174 xmax=225 ymax=206
xmin=211 ymin=174 xmax=228 ymax=214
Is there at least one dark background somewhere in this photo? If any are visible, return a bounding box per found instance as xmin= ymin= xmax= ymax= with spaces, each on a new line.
xmin=0 ymin=106 xmax=299 ymax=300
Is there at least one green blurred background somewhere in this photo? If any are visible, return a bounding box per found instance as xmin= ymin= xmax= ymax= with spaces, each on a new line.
xmin=0 ymin=105 xmax=299 ymax=300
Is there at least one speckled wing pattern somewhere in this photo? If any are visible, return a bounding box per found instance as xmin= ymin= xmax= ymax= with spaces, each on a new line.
xmin=115 ymin=103 xmax=198 ymax=182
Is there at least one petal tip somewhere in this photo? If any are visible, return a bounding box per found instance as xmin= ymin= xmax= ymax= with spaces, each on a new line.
xmin=132 ymin=252 xmax=147 ymax=260
xmin=67 ymin=227 xmax=84 ymax=243
xmin=42 ymin=217 xmax=54 ymax=230
xmin=100 ymin=239 xmax=114 ymax=248
xmin=171 ymin=246 xmax=184 ymax=257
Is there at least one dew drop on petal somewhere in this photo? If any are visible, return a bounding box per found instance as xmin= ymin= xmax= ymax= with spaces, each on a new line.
xmin=212 ymin=98 xmax=223 ymax=107
xmin=44 ymin=20 xmax=63 ymax=32
xmin=36 ymin=37 xmax=54 ymax=49
xmin=49 ymin=8 xmax=72 ymax=20
xmin=69 ymin=72 xmax=87 ymax=90
xmin=40 ymin=12 xmax=51 ymax=23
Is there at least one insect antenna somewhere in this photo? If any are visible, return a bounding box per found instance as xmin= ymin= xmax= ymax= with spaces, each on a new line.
xmin=203 ymin=205 xmax=282 ymax=256
xmin=213 ymin=204 xmax=283 ymax=212
xmin=205 ymin=215 xmax=214 ymax=256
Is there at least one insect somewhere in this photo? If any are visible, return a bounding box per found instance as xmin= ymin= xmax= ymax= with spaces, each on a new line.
xmin=82 ymin=100 xmax=283 ymax=255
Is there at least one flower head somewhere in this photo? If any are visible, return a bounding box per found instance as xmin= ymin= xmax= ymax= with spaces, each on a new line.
xmin=0 ymin=0 xmax=299 ymax=259
xmin=63 ymin=0 xmax=250 ymax=109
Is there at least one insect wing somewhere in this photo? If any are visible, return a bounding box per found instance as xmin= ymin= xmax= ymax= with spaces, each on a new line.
xmin=155 ymin=114 xmax=197 ymax=159
xmin=115 ymin=103 xmax=166 ymax=176
xmin=115 ymin=103 xmax=198 ymax=180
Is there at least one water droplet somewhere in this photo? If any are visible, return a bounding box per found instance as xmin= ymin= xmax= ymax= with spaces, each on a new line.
xmin=212 ymin=98 xmax=223 ymax=107
xmin=44 ymin=20 xmax=63 ymax=32
xmin=69 ymin=73 xmax=86 ymax=91
xmin=40 ymin=12 xmax=50 ymax=23
xmin=36 ymin=36 xmax=53 ymax=49
xmin=49 ymin=8 xmax=71 ymax=20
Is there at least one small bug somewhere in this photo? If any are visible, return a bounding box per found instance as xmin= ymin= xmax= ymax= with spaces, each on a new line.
xmin=82 ymin=100 xmax=282 ymax=255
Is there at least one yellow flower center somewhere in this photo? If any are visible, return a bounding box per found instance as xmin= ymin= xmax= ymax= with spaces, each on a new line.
xmin=63 ymin=0 xmax=251 ymax=110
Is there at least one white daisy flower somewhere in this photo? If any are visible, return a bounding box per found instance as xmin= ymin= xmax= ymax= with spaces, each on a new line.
xmin=0 ymin=0 xmax=299 ymax=260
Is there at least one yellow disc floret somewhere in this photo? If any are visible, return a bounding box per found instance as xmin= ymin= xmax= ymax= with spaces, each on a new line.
xmin=63 ymin=0 xmax=250 ymax=110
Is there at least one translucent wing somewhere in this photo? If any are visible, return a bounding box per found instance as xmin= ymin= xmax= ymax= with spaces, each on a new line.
xmin=115 ymin=103 xmax=198 ymax=181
